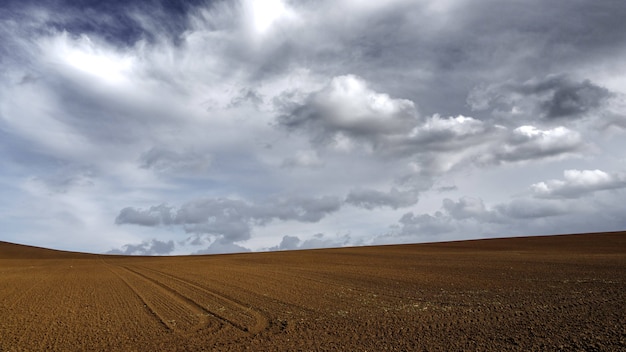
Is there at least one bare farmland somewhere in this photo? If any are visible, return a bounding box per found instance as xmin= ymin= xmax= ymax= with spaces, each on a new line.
xmin=1 ymin=232 xmax=625 ymax=351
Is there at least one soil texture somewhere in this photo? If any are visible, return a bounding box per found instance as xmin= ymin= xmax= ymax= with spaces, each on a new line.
xmin=1 ymin=232 xmax=625 ymax=351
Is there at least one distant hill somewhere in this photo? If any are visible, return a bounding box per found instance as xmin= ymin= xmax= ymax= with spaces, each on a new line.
xmin=0 ymin=241 xmax=96 ymax=259
xmin=1 ymin=231 xmax=625 ymax=259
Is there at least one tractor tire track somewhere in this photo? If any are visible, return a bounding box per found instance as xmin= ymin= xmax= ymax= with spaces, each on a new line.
xmin=129 ymin=265 xmax=269 ymax=335
xmin=106 ymin=263 xmax=219 ymax=335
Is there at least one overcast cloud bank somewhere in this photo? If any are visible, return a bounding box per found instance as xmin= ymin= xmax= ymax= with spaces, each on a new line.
xmin=1 ymin=0 xmax=626 ymax=254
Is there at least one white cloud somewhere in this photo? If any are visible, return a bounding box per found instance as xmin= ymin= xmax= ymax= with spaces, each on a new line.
xmin=531 ymin=169 xmax=626 ymax=198
xmin=45 ymin=32 xmax=135 ymax=85
xmin=486 ymin=126 xmax=584 ymax=164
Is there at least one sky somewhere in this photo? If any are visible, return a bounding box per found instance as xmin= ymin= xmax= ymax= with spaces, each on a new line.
xmin=2 ymin=0 xmax=626 ymax=255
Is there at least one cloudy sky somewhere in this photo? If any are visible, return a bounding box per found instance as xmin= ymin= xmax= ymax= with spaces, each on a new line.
xmin=2 ymin=0 xmax=626 ymax=255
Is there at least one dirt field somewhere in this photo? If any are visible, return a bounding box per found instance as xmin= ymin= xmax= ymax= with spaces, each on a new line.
xmin=1 ymin=232 xmax=624 ymax=351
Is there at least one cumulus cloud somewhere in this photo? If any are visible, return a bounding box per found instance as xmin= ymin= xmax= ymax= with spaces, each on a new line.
xmin=403 ymin=119 xmax=586 ymax=173
xmin=279 ymin=76 xmax=586 ymax=176
xmin=486 ymin=125 xmax=584 ymax=164
xmin=383 ymin=114 xmax=496 ymax=161
xmin=278 ymin=74 xmax=419 ymax=144
xmin=531 ymin=169 xmax=626 ymax=199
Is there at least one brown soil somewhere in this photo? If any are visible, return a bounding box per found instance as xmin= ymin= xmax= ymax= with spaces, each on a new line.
xmin=1 ymin=232 xmax=625 ymax=351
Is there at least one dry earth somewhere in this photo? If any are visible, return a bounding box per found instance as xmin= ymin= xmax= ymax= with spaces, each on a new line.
xmin=1 ymin=232 xmax=625 ymax=351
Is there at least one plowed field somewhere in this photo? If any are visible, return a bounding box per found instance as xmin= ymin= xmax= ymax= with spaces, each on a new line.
xmin=1 ymin=232 xmax=625 ymax=351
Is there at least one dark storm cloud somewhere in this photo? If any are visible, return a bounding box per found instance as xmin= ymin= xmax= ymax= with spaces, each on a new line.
xmin=540 ymin=79 xmax=611 ymax=119
xmin=468 ymin=75 xmax=614 ymax=122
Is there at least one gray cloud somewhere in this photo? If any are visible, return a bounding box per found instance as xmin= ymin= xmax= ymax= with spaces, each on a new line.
xmin=192 ymin=239 xmax=251 ymax=255
xmin=442 ymin=197 xmax=489 ymax=220
xmin=278 ymin=74 xmax=419 ymax=145
xmin=468 ymin=75 xmax=613 ymax=122
xmin=115 ymin=204 xmax=173 ymax=227
xmin=346 ymin=187 xmax=419 ymax=210
xmin=540 ymin=79 xmax=612 ymax=119
xmin=495 ymin=198 xmax=569 ymax=220
xmin=273 ymin=235 xmax=301 ymax=251
xmin=107 ymin=239 xmax=175 ymax=256
xmin=116 ymin=195 xmax=343 ymax=244
xmin=268 ymin=233 xmax=352 ymax=251
xmin=139 ymin=148 xmax=212 ymax=175
xmin=228 ymin=88 xmax=264 ymax=109
xmin=278 ymin=76 xmax=585 ymax=176
xmin=25 ymin=165 xmax=95 ymax=194
xmin=392 ymin=167 xmax=626 ymax=240
xmin=395 ymin=212 xmax=455 ymax=237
